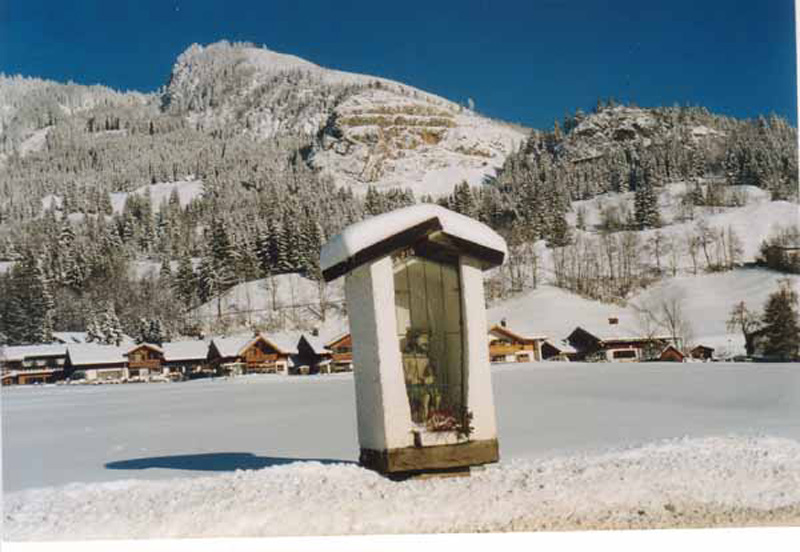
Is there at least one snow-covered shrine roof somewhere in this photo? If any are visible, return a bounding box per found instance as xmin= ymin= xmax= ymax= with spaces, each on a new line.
xmin=320 ymin=205 xmax=507 ymax=281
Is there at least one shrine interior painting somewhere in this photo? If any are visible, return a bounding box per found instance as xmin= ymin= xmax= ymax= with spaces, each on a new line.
xmin=393 ymin=251 xmax=465 ymax=430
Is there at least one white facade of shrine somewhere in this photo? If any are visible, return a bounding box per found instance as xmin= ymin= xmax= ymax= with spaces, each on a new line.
xmin=321 ymin=205 xmax=506 ymax=475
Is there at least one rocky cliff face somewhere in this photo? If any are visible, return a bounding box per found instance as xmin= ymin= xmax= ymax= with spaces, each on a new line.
xmin=163 ymin=41 xmax=526 ymax=197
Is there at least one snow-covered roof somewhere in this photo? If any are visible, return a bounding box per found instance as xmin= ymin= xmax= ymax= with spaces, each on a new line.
xmin=300 ymin=334 xmax=332 ymax=356
xmin=266 ymin=332 xmax=300 ymax=355
xmin=2 ymin=344 xmax=67 ymax=362
xmin=125 ymin=343 xmax=164 ymax=355
xmin=544 ymin=339 xmax=578 ymax=354
xmin=162 ymin=340 xmax=209 ymax=362
xmin=211 ymin=333 xmax=297 ymax=358
xmin=320 ymin=205 xmax=507 ymax=281
xmin=488 ymin=325 xmax=548 ymax=342
xmin=67 ymin=344 xmax=127 ymax=366
xmin=573 ymin=325 xmax=673 ymax=343
xmin=210 ymin=335 xmax=253 ymax=358
xmin=51 ymin=332 xmax=89 ymax=344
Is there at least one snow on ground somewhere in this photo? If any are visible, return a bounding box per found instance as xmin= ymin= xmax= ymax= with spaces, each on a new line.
xmin=631 ymin=268 xmax=800 ymax=356
xmin=3 ymin=362 xmax=800 ymax=538
xmin=487 ymin=284 xmax=636 ymax=342
xmin=5 ymin=435 xmax=800 ymax=540
xmin=130 ymin=256 xmax=201 ymax=280
xmin=188 ymin=273 xmax=347 ymax=337
xmin=109 ymin=178 xmax=204 ymax=214
xmin=17 ymin=126 xmax=50 ymax=157
xmin=487 ymin=268 xmax=798 ymax=355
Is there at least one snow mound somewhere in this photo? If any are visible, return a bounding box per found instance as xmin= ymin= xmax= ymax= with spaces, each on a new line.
xmin=6 ymin=435 xmax=800 ymax=540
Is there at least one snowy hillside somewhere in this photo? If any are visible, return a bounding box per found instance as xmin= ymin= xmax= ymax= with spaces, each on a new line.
xmin=164 ymin=41 xmax=526 ymax=197
xmin=189 ymin=273 xmax=347 ymax=338
xmin=488 ymin=269 xmax=799 ymax=357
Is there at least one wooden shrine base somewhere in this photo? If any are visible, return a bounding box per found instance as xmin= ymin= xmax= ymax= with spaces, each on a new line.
xmin=360 ymin=439 xmax=499 ymax=479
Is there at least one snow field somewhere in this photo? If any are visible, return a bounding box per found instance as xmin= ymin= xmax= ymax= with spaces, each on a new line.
xmin=5 ymin=435 xmax=800 ymax=540
xmin=3 ymin=361 xmax=800 ymax=538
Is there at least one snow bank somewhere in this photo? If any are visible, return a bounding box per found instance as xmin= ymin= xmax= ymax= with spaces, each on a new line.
xmin=5 ymin=435 xmax=800 ymax=540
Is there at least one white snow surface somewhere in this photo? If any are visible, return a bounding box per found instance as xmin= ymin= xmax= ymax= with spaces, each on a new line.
xmin=3 ymin=362 xmax=800 ymax=539
xmin=321 ymin=204 xmax=508 ymax=274
xmin=162 ymin=340 xmax=209 ymax=362
xmin=487 ymin=269 xmax=800 ymax=355
xmin=109 ymin=178 xmax=204 ymax=214
xmin=65 ymin=344 xmax=127 ymax=366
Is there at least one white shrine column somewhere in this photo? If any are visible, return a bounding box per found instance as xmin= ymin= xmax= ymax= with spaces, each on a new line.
xmin=345 ymin=256 xmax=413 ymax=452
xmin=459 ymin=255 xmax=498 ymax=443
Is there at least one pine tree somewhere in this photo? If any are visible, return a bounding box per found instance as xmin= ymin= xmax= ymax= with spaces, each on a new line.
xmin=634 ymin=165 xmax=661 ymax=230
xmin=761 ymin=280 xmax=800 ymax=360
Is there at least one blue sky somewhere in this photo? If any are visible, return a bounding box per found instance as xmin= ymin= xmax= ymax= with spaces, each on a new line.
xmin=1 ymin=0 xmax=796 ymax=129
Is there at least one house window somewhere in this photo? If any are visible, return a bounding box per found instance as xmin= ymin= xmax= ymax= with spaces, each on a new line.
xmin=393 ymin=251 xmax=464 ymax=428
xmin=612 ymin=349 xmax=637 ymax=359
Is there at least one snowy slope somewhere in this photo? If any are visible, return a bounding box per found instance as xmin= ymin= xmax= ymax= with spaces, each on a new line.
xmin=109 ymin=179 xmax=204 ymax=214
xmin=189 ymin=273 xmax=348 ymax=337
xmin=631 ymin=268 xmax=800 ymax=356
xmin=487 ymin=268 xmax=798 ymax=355
xmin=487 ymin=284 xmax=636 ymax=342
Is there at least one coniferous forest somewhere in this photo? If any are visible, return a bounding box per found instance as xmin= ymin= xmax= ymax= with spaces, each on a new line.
xmin=0 ymin=41 xmax=797 ymax=345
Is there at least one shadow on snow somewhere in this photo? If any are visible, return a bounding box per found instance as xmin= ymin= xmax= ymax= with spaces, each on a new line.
xmin=105 ymin=452 xmax=355 ymax=472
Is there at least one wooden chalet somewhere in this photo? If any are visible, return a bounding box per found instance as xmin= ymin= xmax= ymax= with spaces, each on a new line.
xmin=540 ymin=339 xmax=579 ymax=361
xmin=658 ymin=344 xmax=686 ymax=362
xmin=324 ymin=333 xmax=353 ymax=372
xmin=125 ymin=343 xmax=164 ymax=379
xmin=690 ymin=344 xmax=715 ymax=361
xmin=567 ymin=321 xmax=676 ymax=362
xmin=65 ymin=344 xmax=128 ymax=381
xmin=296 ymin=333 xmax=333 ymax=374
xmin=208 ymin=333 xmax=294 ymax=375
xmin=487 ymin=324 xmax=546 ymax=363
xmin=1 ymin=344 xmax=67 ymax=385
xmin=162 ymin=340 xmax=210 ymax=378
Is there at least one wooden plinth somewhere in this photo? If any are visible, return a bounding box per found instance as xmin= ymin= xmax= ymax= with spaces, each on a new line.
xmin=360 ymin=438 xmax=499 ymax=478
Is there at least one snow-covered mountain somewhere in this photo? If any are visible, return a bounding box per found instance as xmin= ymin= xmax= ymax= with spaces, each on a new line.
xmin=163 ymin=41 xmax=526 ymax=196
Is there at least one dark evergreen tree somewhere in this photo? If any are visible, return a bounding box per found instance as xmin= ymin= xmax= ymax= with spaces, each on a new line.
xmin=761 ymin=280 xmax=800 ymax=360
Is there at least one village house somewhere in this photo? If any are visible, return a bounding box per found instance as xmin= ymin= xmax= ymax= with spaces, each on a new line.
xmin=162 ymin=340 xmax=210 ymax=378
xmin=1 ymin=344 xmax=68 ymax=385
xmin=65 ymin=344 xmax=128 ymax=382
xmin=690 ymin=344 xmax=715 ymax=361
xmin=658 ymin=344 xmax=686 ymax=362
xmin=296 ymin=333 xmax=333 ymax=374
xmin=125 ymin=343 xmax=165 ymax=380
xmin=487 ymin=323 xmax=546 ymax=363
xmin=324 ymin=333 xmax=353 ymax=372
xmin=540 ymin=339 xmax=579 ymax=361
xmin=566 ymin=319 xmax=676 ymax=362
xmin=208 ymin=333 xmax=295 ymax=375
